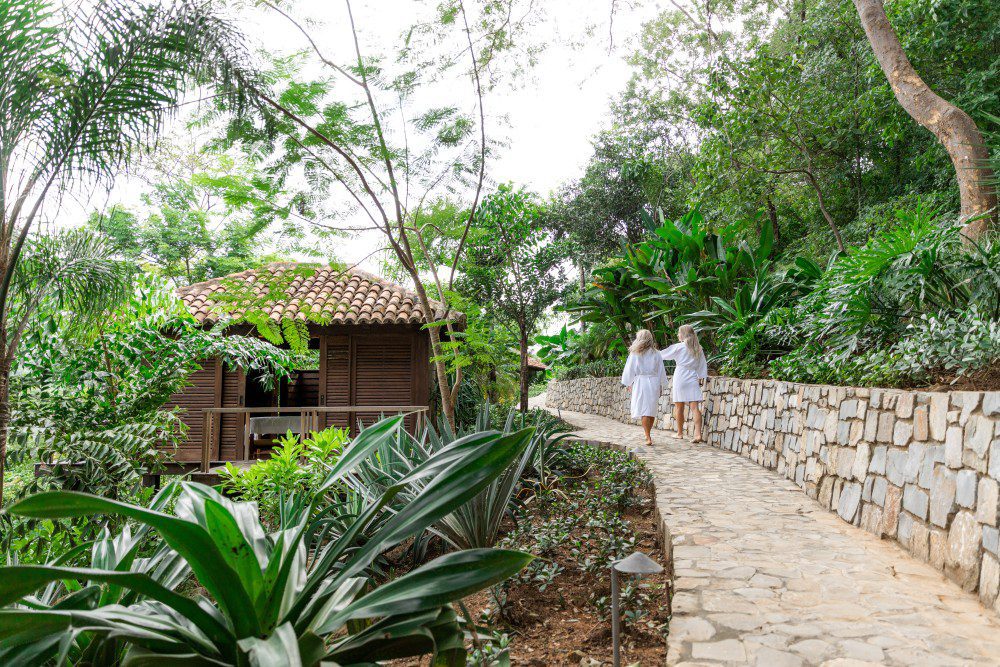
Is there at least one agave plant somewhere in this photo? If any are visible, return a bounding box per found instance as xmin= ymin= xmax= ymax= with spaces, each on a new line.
xmin=0 ymin=416 xmax=534 ymax=665
xmin=347 ymin=407 xmax=571 ymax=552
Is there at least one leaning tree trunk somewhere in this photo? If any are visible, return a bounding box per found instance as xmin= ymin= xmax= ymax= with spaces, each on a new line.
xmin=853 ymin=0 xmax=997 ymax=241
xmin=0 ymin=356 xmax=10 ymax=508
xmin=518 ymin=326 xmax=529 ymax=413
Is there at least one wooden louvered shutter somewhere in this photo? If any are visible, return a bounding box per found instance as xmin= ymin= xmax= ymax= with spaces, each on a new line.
xmin=322 ymin=335 xmax=351 ymax=431
xmin=163 ymin=358 xmax=220 ymax=462
xmin=353 ymin=333 xmax=415 ymax=432
xmin=219 ymin=367 xmax=246 ymax=461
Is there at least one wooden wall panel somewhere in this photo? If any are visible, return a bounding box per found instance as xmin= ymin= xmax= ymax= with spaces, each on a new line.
xmin=219 ymin=368 xmax=245 ymax=461
xmin=353 ymin=333 xmax=416 ymax=432
xmin=162 ymin=358 xmax=219 ymax=462
xmin=323 ymin=335 xmax=351 ymax=431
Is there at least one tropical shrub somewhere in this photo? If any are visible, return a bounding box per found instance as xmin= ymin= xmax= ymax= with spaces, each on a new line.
xmin=555 ymin=357 xmax=626 ymax=381
xmin=892 ymin=308 xmax=1000 ymax=383
xmin=534 ymin=324 xmax=581 ymax=366
xmin=9 ymin=276 xmax=296 ymax=500
xmin=768 ymin=210 xmax=1000 ymax=385
xmin=220 ymin=426 xmax=349 ymax=527
xmin=0 ymin=416 xmax=533 ymax=665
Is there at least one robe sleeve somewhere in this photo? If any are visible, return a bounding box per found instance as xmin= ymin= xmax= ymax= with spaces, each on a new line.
xmin=659 ymin=354 xmax=668 ymax=384
xmin=660 ymin=343 xmax=682 ymax=361
xmin=697 ymin=352 xmax=708 ymax=379
xmin=621 ymin=353 xmax=637 ymax=387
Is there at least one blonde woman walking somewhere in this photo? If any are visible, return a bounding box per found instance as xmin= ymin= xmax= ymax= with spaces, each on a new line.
xmin=661 ymin=325 xmax=709 ymax=442
xmin=621 ymin=329 xmax=668 ymax=446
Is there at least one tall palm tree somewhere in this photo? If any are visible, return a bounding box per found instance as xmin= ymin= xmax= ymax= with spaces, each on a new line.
xmin=0 ymin=0 xmax=253 ymax=504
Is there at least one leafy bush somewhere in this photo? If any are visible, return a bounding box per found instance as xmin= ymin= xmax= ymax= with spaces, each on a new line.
xmin=219 ymin=426 xmax=349 ymax=526
xmin=0 ymin=416 xmax=533 ymax=665
xmin=768 ymin=211 xmax=1000 ymax=385
xmin=555 ymin=357 xmax=625 ymax=380
xmin=893 ymin=307 xmax=1000 ymax=383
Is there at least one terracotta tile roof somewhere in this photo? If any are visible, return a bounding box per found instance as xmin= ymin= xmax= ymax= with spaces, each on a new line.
xmin=178 ymin=263 xmax=461 ymax=327
xmin=526 ymin=356 xmax=548 ymax=371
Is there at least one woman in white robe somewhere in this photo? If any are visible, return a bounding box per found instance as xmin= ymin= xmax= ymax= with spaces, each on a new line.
xmin=660 ymin=325 xmax=709 ymax=442
xmin=621 ymin=329 xmax=667 ymax=446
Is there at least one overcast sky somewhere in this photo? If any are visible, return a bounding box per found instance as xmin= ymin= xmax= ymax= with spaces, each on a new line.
xmin=69 ymin=0 xmax=665 ymax=270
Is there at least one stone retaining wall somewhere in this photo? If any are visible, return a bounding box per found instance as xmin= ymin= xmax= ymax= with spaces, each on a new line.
xmin=546 ymin=376 xmax=1000 ymax=613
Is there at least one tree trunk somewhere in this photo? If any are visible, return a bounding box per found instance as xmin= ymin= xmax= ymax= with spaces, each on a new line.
xmin=518 ymin=326 xmax=529 ymax=413
xmin=765 ymin=196 xmax=780 ymax=248
xmin=577 ymin=260 xmax=588 ymax=333
xmin=408 ymin=278 xmax=457 ymax=428
xmin=804 ymin=170 xmax=846 ymax=252
xmin=853 ymin=0 xmax=997 ymax=241
xmin=0 ymin=354 xmax=10 ymax=508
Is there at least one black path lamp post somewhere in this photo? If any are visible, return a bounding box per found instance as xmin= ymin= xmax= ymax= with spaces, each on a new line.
xmin=611 ymin=552 xmax=663 ymax=667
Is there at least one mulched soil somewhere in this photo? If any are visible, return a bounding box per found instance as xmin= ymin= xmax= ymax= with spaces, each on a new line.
xmin=916 ymin=363 xmax=1000 ymax=392
xmin=475 ymin=486 xmax=669 ymax=665
xmin=387 ymin=471 xmax=670 ymax=666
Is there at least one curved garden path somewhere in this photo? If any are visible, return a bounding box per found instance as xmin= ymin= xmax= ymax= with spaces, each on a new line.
xmin=532 ymin=398 xmax=1000 ymax=666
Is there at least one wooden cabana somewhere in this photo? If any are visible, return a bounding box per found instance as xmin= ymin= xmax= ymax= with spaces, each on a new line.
xmin=163 ymin=263 xmax=459 ymax=473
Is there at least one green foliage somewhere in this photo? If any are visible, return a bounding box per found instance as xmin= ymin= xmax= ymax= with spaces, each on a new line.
xmin=0 ymin=417 xmax=533 ymax=665
xmin=90 ymin=148 xmax=317 ymax=287
xmin=561 ymin=203 xmax=998 ymax=387
xmin=893 ymin=308 xmax=1000 ymax=383
xmin=346 ymin=406 xmax=570 ymax=552
xmin=534 ymin=324 xmax=581 ymax=366
xmin=221 ymin=426 xmax=348 ymax=527
xmin=555 ymin=358 xmax=627 ymax=381
xmin=609 ymin=0 xmax=1000 ymax=258
xmin=7 ymin=275 xmax=296 ymax=503
xmin=462 ymin=184 xmax=569 ymax=408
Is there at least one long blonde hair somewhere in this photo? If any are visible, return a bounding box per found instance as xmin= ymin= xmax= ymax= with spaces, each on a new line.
xmin=629 ymin=329 xmax=657 ymax=355
xmin=678 ymin=324 xmax=703 ymax=359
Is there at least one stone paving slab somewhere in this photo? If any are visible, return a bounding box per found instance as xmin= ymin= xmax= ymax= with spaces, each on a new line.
xmin=540 ymin=402 xmax=1000 ymax=666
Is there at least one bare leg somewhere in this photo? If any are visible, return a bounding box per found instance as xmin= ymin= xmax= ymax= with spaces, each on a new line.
xmin=674 ymin=402 xmax=685 ymax=438
xmin=690 ymin=402 xmax=704 ymax=442
xmin=641 ymin=416 xmax=654 ymax=445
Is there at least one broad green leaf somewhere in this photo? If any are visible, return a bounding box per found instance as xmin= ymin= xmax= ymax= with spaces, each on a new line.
xmin=9 ymin=491 xmax=260 ymax=638
xmin=319 ymin=549 xmax=531 ymax=632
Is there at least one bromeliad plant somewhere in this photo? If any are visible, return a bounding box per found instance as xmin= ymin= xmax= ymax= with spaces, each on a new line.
xmin=0 ymin=416 xmax=534 ymax=665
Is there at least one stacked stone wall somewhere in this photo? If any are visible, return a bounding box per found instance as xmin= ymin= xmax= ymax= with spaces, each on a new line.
xmin=546 ymin=376 xmax=1000 ymax=612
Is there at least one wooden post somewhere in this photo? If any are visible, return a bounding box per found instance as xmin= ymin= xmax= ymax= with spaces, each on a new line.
xmin=201 ymin=412 xmax=211 ymax=473
xmin=243 ymin=412 xmax=250 ymax=461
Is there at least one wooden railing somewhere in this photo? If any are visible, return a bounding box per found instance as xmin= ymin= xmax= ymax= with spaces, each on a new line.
xmin=200 ymin=406 xmax=430 ymax=473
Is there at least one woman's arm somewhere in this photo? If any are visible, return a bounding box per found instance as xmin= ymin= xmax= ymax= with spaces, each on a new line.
xmin=660 ymin=343 xmax=681 ymax=361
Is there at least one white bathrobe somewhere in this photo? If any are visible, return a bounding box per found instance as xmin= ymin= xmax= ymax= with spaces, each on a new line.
xmin=660 ymin=343 xmax=708 ymax=403
xmin=621 ymin=348 xmax=668 ymax=419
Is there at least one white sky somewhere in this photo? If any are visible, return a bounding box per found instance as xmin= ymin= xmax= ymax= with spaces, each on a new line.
xmin=67 ymin=0 xmax=665 ymax=270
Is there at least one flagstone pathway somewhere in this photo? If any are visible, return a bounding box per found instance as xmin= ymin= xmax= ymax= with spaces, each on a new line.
xmin=534 ymin=399 xmax=1000 ymax=666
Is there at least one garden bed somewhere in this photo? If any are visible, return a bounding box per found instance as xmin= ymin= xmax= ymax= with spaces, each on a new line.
xmin=466 ymin=442 xmax=670 ymax=665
